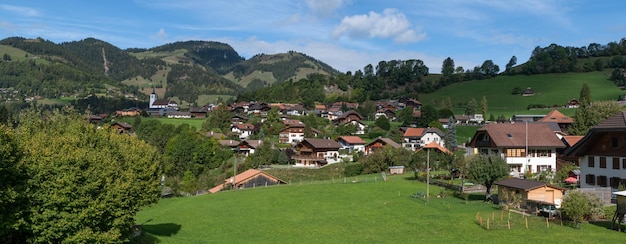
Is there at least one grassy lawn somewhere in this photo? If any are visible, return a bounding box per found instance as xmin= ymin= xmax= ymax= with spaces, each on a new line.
xmin=133 ymin=174 xmax=625 ymax=243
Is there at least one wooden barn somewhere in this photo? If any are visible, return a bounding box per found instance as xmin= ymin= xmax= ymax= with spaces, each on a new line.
xmin=495 ymin=178 xmax=565 ymax=212
xmin=209 ymin=169 xmax=286 ymax=193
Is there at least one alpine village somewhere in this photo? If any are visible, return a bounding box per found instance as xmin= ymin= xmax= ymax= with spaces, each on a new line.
xmin=2 ymin=36 xmax=626 ymax=242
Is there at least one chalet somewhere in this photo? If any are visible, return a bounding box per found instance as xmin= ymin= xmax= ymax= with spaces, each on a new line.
xmin=495 ymin=178 xmax=565 ymax=211
xmin=565 ymin=98 xmax=580 ymax=108
xmin=282 ymin=103 xmax=305 ymax=116
xmin=314 ymin=104 xmax=328 ymax=118
xmin=522 ymin=87 xmax=535 ymax=96
xmin=110 ymin=122 xmax=133 ymax=134
xmin=565 ymin=111 xmax=626 ymax=191
xmin=292 ymin=138 xmax=341 ymax=167
xmin=375 ymin=108 xmax=396 ymax=120
xmin=236 ymin=140 xmax=263 ymax=156
xmin=279 ymin=124 xmax=306 ymax=144
xmin=231 ymin=123 xmax=256 ymax=139
xmin=454 ymin=115 xmax=470 ymax=124
xmin=399 ymin=98 xmax=422 ymax=109
xmin=326 ymin=106 xmax=342 ymax=121
xmin=85 ymin=115 xmax=103 ymax=124
xmin=364 ymin=137 xmax=401 ymax=155
xmin=248 ymin=102 xmax=271 ymax=115
xmin=209 ymin=169 xmax=286 ymax=193
xmin=230 ymin=101 xmax=250 ymax=114
xmin=468 ymin=123 xmax=565 ymax=178
xmin=231 ymin=114 xmax=248 ymax=124
xmin=189 ymin=106 xmax=209 ymax=118
xmin=337 ymin=136 xmax=366 ymax=153
xmin=402 ymin=127 xmax=445 ymax=150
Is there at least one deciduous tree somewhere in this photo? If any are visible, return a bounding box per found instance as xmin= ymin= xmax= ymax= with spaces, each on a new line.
xmin=465 ymin=154 xmax=508 ymax=201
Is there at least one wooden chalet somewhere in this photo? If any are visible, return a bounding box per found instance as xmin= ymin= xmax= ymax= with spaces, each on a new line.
xmin=537 ymin=110 xmax=574 ymax=134
xmin=110 ymin=122 xmax=133 ymax=134
xmin=364 ymin=137 xmax=401 ymax=155
xmin=292 ymin=138 xmax=341 ymax=167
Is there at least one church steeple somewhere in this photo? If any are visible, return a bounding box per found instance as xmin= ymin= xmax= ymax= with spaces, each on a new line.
xmin=149 ymin=87 xmax=157 ymax=108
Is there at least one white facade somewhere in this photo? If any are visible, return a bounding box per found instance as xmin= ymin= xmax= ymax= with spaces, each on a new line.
xmin=579 ymin=155 xmax=626 ymax=190
xmin=472 ymin=147 xmax=557 ymax=177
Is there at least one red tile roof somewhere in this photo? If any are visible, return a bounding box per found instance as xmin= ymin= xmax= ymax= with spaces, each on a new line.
xmin=420 ymin=141 xmax=452 ymax=154
xmin=562 ymin=135 xmax=583 ymax=147
xmin=338 ymin=136 xmax=366 ymax=144
xmin=209 ymin=169 xmax=286 ymax=193
xmin=403 ymin=128 xmax=424 ymax=137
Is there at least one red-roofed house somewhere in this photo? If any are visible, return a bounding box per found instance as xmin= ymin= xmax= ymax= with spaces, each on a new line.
xmin=402 ymin=127 xmax=445 ymax=150
xmin=337 ymin=136 xmax=366 ymax=153
xmin=468 ymin=123 xmax=565 ymax=178
xmin=209 ymin=169 xmax=286 ymax=193
xmin=418 ymin=141 xmax=452 ymax=155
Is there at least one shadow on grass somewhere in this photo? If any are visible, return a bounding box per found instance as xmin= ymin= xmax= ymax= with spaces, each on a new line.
xmin=132 ymin=223 xmax=182 ymax=244
xmin=589 ymin=220 xmax=626 ymax=232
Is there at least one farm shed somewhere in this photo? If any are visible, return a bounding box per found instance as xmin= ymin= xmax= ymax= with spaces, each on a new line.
xmin=389 ymin=166 xmax=405 ymax=175
xmin=495 ymin=178 xmax=565 ymax=212
xmin=209 ymin=169 xmax=287 ymax=193
xmin=612 ymin=191 xmax=626 ymax=232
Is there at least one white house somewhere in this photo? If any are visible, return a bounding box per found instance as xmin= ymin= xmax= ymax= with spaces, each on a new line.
xmin=231 ymin=123 xmax=256 ymax=140
xmin=468 ymin=123 xmax=565 ymax=178
xmin=565 ymin=111 xmax=626 ymax=190
xmin=402 ymin=127 xmax=445 ymax=150
xmin=336 ymin=136 xmax=366 ymax=153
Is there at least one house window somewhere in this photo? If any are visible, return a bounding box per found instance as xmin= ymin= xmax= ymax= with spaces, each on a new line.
xmin=623 ymin=158 xmax=626 ymax=169
xmin=505 ymin=148 xmax=526 ymax=157
xmin=599 ymin=157 xmax=606 ymax=168
xmin=613 ymin=158 xmax=620 ymax=169
xmin=611 ymin=137 xmax=618 ymax=148
xmin=588 ymin=156 xmax=595 ymax=167
xmin=610 ymin=177 xmax=622 ymax=188
xmin=597 ymin=175 xmax=608 ymax=187
xmin=586 ymin=174 xmax=595 ymax=185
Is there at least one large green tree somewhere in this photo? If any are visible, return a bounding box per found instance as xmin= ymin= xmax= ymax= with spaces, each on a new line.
xmin=16 ymin=108 xmax=162 ymax=242
xmin=570 ymin=100 xmax=622 ymax=135
xmin=201 ymin=104 xmax=233 ymax=133
xmin=465 ymin=154 xmax=509 ymax=201
xmin=0 ymin=125 xmax=27 ymax=242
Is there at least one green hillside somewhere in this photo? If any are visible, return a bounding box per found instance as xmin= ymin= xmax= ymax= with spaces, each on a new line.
xmin=134 ymin=174 xmax=624 ymax=243
xmin=419 ymin=71 xmax=624 ymax=118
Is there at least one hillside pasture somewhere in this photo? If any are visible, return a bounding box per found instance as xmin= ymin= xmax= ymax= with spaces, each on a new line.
xmin=420 ymin=71 xmax=623 ymax=118
xmin=0 ymin=44 xmax=50 ymax=64
xmin=133 ymin=174 xmax=625 ymax=243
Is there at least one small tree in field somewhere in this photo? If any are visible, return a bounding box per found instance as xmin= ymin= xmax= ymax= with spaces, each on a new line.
xmin=465 ymin=154 xmax=508 ymax=201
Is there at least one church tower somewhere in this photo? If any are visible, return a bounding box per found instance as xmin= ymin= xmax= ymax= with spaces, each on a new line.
xmin=149 ymin=88 xmax=157 ymax=108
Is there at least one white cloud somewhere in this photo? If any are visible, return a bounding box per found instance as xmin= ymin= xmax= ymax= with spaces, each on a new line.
xmin=0 ymin=5 xmax=39 ymax=17
xmin=306 ymin=0 xmax=347 ymax=17
xmin=332 ymin=8 xmax=426 ymax=43
xmin=156 ymin=28 xmax=168 ymax=41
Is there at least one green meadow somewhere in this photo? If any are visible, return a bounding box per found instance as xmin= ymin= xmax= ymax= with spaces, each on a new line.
xmin=420 ymin=71 xmax=624 ymax=118
xmin=133 ymin=174 xmax=624 ymax=243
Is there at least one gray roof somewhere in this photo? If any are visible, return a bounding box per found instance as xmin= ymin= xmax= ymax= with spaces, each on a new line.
xmin=495 ymin=178 xmax=564 ymax=191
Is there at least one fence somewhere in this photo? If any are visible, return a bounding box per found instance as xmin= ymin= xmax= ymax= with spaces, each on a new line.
xmin=476 ymin=209 xmax=564 ymax=230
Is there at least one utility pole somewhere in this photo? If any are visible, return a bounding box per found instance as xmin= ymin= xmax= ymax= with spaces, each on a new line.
xmin=426 ymin=148 xmax=430 ymax=202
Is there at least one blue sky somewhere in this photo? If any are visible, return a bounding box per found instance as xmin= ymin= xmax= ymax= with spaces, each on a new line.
xmin=1 ymin=0 xmax=625 ymax=73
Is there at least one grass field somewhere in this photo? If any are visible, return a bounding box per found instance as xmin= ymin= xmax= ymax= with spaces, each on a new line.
xmin=133 ymin=174 xmax=625 ymax=243
xmin=420 ymin=71 xmax=624 ymax=118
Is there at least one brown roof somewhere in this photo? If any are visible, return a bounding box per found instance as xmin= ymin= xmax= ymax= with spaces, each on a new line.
xmin=537 ymin=110 xmax=574 ymax=123
xmin=565 ymin=111 xmax=626 ymax=156
xmin=338 ymin=136 xmax=366 ymax=144
xmin=495 ymin=178 xmax=565 ymax=191
xmin=302 ymin=138 xmax=341 ymax=150
xmin=366 ymin=137 xmax=401 ymax=149
xmin=240 ymin=140 xmax=262 ymax=149
xmin=218 ymin=140 xmax=240 ymax=147
xmin=471 ymin=123 xmax=565 ymax=148
xmin=234 ymin=123 xmax=255 ymax=131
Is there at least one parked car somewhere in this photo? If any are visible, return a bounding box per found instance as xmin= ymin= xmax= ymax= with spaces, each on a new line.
xmin=539 ymin=204 xmax=559 ymax=218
